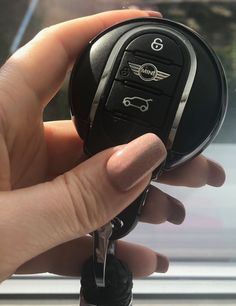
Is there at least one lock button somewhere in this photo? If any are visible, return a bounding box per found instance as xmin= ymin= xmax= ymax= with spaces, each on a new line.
xmin=126 ymin=33 xmax=183 ymax=66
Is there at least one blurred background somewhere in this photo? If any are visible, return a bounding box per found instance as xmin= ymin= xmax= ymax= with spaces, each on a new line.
xmin=0 ymin=1 xmax=235 ymax=305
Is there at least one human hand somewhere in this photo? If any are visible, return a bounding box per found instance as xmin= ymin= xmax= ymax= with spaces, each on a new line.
xmin=0 ymin=10 xmax=225 ymax=282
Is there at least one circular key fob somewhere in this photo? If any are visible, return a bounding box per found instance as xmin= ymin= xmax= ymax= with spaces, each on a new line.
xmin=69 ymin=18 xmax=227 ymax=239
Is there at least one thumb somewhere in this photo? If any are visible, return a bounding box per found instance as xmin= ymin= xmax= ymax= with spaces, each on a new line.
xmin=0 ymin=134 xmax=166 ymax=279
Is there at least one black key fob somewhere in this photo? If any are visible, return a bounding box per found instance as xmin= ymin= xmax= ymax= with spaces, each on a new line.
xmin=69 ymin=18 xmax=227 ymax=240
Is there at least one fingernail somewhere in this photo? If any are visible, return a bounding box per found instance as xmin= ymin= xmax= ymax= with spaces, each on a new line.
xmin=107 ymin=133 xmax=166 ymax=191
xmin=207 ymin=160 xmax=226 ymax=187
xmin=156 ymin=254 xmax=169 ymax=273
xmin=147 ymin=11 xmax=163 ymax=18
xmin=167 ymin=196 xmax=186 ymax=225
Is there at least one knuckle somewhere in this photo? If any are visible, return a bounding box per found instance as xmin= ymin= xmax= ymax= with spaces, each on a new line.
xmin=34 ymin=26 xmax=53 ymax=39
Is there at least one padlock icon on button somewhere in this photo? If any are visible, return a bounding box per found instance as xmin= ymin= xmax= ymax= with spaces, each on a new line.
xmin=151 ymin=38 xmax=164 ymax=51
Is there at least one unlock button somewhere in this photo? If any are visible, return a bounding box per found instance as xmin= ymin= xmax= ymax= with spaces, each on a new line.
xmin=126 ymin=33 xmax=183 ymax=66
xmin=106 ymin=81 xmax=170 ymax=128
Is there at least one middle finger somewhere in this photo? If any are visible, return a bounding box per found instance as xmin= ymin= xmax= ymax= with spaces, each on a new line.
xmin=157 ymin=155 xmax=225 ymax=187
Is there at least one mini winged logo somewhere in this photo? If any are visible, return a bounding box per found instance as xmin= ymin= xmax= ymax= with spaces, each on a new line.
xmin=128 ymin=62 xmax=171 ymax=82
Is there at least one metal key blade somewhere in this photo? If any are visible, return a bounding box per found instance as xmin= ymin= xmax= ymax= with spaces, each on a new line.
xmin=93 ymin=223 xmax=113 ymax=287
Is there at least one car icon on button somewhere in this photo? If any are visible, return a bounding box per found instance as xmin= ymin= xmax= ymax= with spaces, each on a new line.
xmin=122 ymin=96 xmax=152 ymax=112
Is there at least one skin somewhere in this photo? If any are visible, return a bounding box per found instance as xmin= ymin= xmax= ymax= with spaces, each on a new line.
xmin=0 ymin=10 xmax=225 ymax=282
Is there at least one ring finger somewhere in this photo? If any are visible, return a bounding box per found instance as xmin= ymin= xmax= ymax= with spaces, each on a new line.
xmin=140 ymin=184 xmax=185 ymax=225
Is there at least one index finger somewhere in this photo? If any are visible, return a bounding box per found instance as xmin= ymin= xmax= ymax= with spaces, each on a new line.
xmin=1 ymin=10 xmax=161 ymax=107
